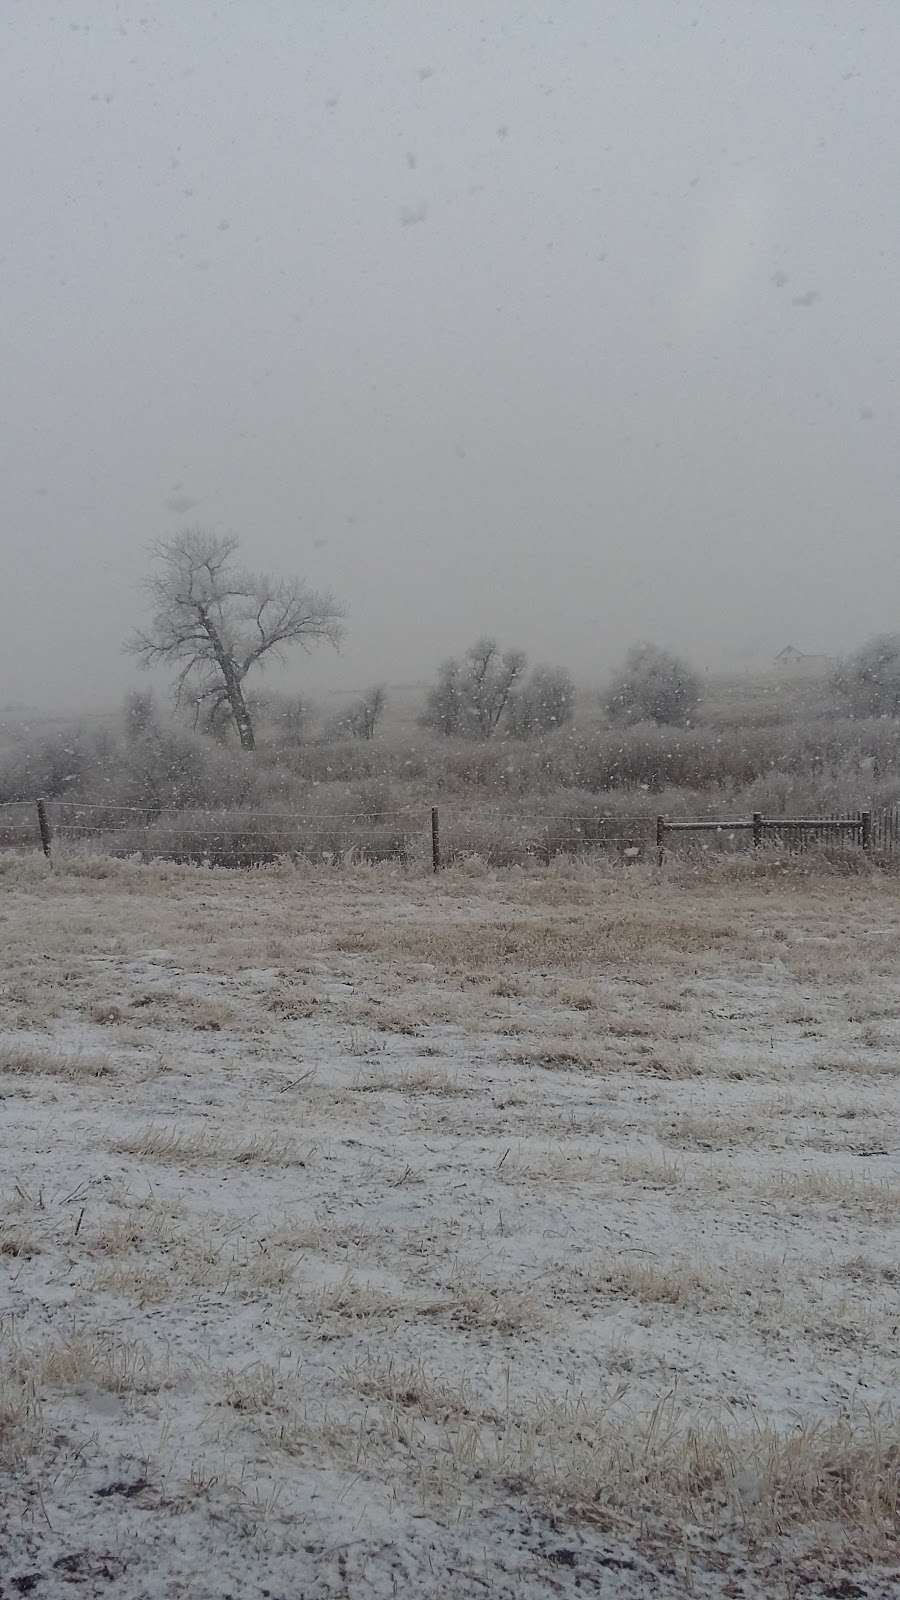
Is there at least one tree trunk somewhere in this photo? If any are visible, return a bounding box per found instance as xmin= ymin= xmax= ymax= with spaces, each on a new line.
xmin=220 ymin=668 xmax=254 ymax=749
xmin=231 ymin=685 xmax=255 ymax=750
xmin=199 ymin=609 xmax=256 ymax=750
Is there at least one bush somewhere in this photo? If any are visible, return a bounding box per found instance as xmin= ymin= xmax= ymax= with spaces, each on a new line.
xmin=833 ymin=635 xmax=900 ymax=718
xmin=0 ymin=723 xmax=107 ymax=802
xmin=507 ymin=666 xmax=575 ymax=737
xmin=421 ymin=639 xmax=526 ymax=737
xmin=323 ymin=685 xmax=387 ymax=742
xmin=605 ymin=644 xmax=702 ymax=727
xmin=253 ymin=692 xmax=316 ymax=748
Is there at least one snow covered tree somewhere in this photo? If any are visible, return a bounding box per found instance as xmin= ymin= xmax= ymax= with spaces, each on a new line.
xmin=834 ymin=634 xmax=900 ymax=717
xmin=507 ymin=665 xmax=575 ymax=736
xmin=128 ymin=529 xmax=344 ymax=750
xmin=346 ymin=684 xmax=387 ymax=740
xmin=421 ymin=638 xmax=526 ymax=738
xmin=605 ymin=643 xmax=701 ymax=727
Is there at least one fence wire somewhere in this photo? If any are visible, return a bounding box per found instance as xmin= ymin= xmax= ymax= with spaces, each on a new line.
xmin=3 ymin=798 xmax=899 ymax=867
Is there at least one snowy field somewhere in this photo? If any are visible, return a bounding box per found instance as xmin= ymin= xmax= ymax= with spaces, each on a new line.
xmin=2 ymin=850 xmax=900 ymax=1598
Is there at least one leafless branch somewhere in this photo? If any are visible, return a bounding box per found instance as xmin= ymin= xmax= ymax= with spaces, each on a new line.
xmin=126 ymin=528 xmax=344 ymax=750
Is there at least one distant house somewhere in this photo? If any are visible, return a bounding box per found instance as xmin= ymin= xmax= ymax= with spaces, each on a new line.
xmin=774 ymin=645 xmax=833 ymax=677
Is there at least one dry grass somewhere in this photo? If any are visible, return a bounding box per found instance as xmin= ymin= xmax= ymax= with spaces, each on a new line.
xmin=107 ymin=1123 xmax=306 ymax=1167
xmin=574 ymin=1255 xmax=886 ymax=1352
xmin=440 ymin=1392 xmax=900 ymax=1549
xmin=509 ymin=1038 xmax=709 ymax=1078
xmin=754 ymin=1168 xmax=900 ymax=1216
xmin=77 ymin=1202 xmax=384 ymax=1308
xmin=375 ymin=914 xmax=754 ymax=973
xmin=433 ymin=1275 xmax=545 ymax=1334
xmin=5 ymin=856 xmax=900 ymax=1591
xmin=0 ymin=1363 xmax=43 ymax=1467
xmin=123 ymin=992 xmax=246 ymax=1032
xmin=261 ymin=1219 xmax=379 ymax=1255
xmin=0 ymin=1222 xmax=42 ymax=1258
xmin=812 ymin=1051 xmax=900 ymax=1078
xmin=10 ymin=1333 xmax=162 ymax=1397
xmin=90 ymin=1232 xmax=299 ymax=1304
xmin=90 ymin=1263 xmax=176 ymax=1305
xmin=495 ymin=1145 xmax=599 ymax=1184
xmin=352 ymin=1065 xmax=471 ymax=1097
xmin=243 ymin=1358 xmax=900 ymax=1556
xmin=507 ymin=1040 xmax=610 ymax=1073
xmin=800 ymin=1126 xmax=893 ymax=1155
xmin=832 ymin=1255 xmax=900 ymax=1286
xmin=89 ymin=1205 xmax=182 ymax=1256
xmin=657 ymin=1110 xmax=770 ymax=1149
xmin=588 ymin=1256 xmax=732 ymax=1308
xmin=556 ymin=985 xmax=597 ymax=1011
xmin=346 ymin=1356 xmax=489 ymax=1424
xmin=220 ymin=1363 xmax=280 ymax=1415
xmin=0 ymin=1043 xmax=116 ymax=1079
xmin=34 ymin=1331 xmax=159 ymax=1395
xmin=612 ymin=1152 xmax=686 ymax=1188
xmin=310 ymin=1271 xmax=422 ymax=1324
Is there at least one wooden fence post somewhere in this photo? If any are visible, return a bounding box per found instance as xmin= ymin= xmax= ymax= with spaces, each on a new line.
xmin=656 ymin=815 xmax=666 ymax=865
xmin=36 ymin=798 xmax=52 ymax=861
xmin=431 ymin=807 xmax=441 ymax=873
xmin=861 ymin=810 xmax=873 ymax=853
xmin=752 ymin=812 xmax=763 ymax=849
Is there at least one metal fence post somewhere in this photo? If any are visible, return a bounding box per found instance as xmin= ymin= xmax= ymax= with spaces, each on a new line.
xmin=752 ymin=812 xmax=763 ymax=849
xmin=36 ymin=798 xmax=52 ymax=860
xmin=431 ymin=807 xmax=441 ymax=873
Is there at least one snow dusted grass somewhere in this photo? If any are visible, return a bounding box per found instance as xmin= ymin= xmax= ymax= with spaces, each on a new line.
xmin=0 ymin=1042 xmax=116 ymax=1079
xmin=106 ymin=1124 xmax=308 ymax=1168
xmin=2 ymin=850 xmax=900 ymax=1596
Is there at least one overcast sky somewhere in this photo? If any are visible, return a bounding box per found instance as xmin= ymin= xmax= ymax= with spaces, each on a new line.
xmin=2 ymin=1 xmax=899 ymax=708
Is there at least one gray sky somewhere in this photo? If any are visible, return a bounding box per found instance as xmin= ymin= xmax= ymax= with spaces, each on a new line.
xmin=3 ymin=0 xmax=899 ymax=708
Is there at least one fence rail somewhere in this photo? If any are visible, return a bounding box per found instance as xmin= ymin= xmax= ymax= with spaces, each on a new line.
xmin=657 ymin=810 xmax=874 ymax=858
xmin=1 ymin=797 xmax=898 ymax=869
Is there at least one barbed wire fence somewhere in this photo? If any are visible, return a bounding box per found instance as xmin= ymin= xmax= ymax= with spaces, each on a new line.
xmin=0 ymin=797 xmax=894 ymax=870
xmin=0 ymin=797 xmax=660 ymax=869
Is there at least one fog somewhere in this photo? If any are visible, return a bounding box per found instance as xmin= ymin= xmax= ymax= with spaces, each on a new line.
xmin=3 ymin=1 xmax=899 ymax=710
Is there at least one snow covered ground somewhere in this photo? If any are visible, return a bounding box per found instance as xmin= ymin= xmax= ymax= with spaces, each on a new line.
xmin=2 ymin=850 xmax=899 ymax=1597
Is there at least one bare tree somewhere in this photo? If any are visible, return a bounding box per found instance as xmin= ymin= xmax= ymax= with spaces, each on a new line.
xmin=348 ymin=684 xmax=387 ymax=740
xmin=127 ymin=529 xmax=344 ymax=750
xmin=421 ymin=638 xmax=526 ymax=738
xmin=323 ymin=684 xmax=387 ymax=742
xmin=421 ymin=657 xmax=466 ymax=736
xmin=122 ymin=688 xmax=160 ymax=745
xmin=466 ymin=638 xmax=526 ymax=736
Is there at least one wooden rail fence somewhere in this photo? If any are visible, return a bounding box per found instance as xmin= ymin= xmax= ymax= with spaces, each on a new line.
xmin=656 ymin=810 xmax=873 ymax=860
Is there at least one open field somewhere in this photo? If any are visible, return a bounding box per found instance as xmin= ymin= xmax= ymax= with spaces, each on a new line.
xmin=2 ymin=851 xmax=900 ymax=1597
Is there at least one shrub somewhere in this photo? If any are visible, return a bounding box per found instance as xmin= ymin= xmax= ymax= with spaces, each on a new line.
xmin=123 ymin=689 xmax=160 ymax=743
xmin=421 ymin=639 xmax=526 ymax=738
xmin=833 ymin=634 xmax=900 ymax=718
xmin=324 ymin=685 xmax=387 ymax=741
xmin=507 ymin=666 xmax=575 ymax=737
xmin=253 ymin=692 xmax=316 ymax=748
xmin=0 ymin=724 xmax=102 ymax=802
xmin=605 ymin=644 xmax=701 ymax=727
